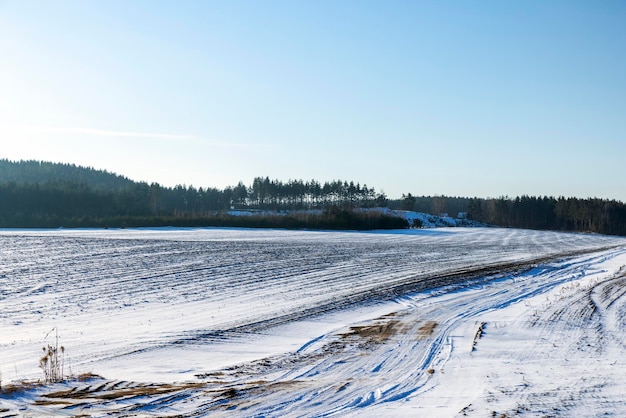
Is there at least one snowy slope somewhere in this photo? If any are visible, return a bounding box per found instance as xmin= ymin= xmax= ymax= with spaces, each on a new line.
xmin=1 ymin=228 xmax=625 ymax=416
xmin=227 ymin=207 xmax=479 ymax=228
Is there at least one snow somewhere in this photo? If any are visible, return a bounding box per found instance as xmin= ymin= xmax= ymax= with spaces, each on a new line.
xmin=356 ymin=207 xmax=483 ymax=227
xmin=357 ymin=250 xmax=626 ymax=417
xmin=1 ymin=227 xmax=626 ymax=416
xmin=224 ymin=207 xmax=480 ymax=228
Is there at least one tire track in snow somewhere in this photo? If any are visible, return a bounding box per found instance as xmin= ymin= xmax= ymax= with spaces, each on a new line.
xmin=180 ymin=248 xmax=626 ymax=417
xmin=1 ymin=229 xmax=626 ymax=417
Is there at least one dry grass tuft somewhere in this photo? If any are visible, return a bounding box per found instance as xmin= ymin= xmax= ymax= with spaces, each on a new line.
xmin=39 ymin=327 xmax=65 ymax=384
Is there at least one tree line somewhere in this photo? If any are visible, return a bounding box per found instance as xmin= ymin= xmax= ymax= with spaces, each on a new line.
xmin=0 ymin=161 xmax=401 ymax=229
xmin=0 ymin=180 xmax=406 ymax=230
xmin=465 ymin=196 xmax=626 ymax=236
xmin=1 ymin=159 xmax=625 ymax=235
xmin=393 ymin=193 xmax=626 ymax=236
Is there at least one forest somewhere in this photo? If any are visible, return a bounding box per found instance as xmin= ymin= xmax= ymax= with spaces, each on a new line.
xmin=1 ymin=159 xmax=625 ymax=235
xmin=394 ymin=193 xmax=626 ymax=236
xmin=0 ymin=160 xmax=403 ymax=230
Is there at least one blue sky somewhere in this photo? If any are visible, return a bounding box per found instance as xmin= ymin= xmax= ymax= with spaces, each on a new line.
xmin=1 ymin=1 xmax=624 ymax=200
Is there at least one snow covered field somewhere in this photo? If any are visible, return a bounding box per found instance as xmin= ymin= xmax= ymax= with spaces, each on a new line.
xmin=1 ymin=227 xmax=626 ymax=416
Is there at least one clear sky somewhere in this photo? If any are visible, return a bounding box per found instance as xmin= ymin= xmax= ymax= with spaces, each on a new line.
xmin=1 ymin=1 xmax=624 ymax=200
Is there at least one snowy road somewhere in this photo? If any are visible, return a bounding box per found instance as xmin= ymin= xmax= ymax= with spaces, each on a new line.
xmin=1 ymin=227 xmax=626 ymax=416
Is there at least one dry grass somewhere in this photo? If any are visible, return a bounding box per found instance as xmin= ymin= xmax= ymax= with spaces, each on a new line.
xmin=33 ymin=399 xmax=75 ymax=406
xmin=40 ymin=382 xmax=205 ymax=401
xmin=75 ymin=372 xmax=101 ymax=382
xmin=39 ymin=327 xmax=65 ymax=384
xmin=0 ymin=380 xmax=42 ymax=396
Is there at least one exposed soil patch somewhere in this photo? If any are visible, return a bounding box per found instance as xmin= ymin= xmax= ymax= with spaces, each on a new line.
xmin=340 ymin=320 xmax=400 ymax=343
xmin=211 ymin=379 xmax=306 ymax=411
xmin=418 ymin=321 xmax=438 ymax=338
xmin=472 ymin=322 xmax=487 ymax=350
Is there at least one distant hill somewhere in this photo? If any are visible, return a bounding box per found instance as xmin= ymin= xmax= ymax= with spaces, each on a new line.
xmin=0 ymin=159 xmax=136 ymax=191
xmin=0 ymin=159 xmax=407 ymax=230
